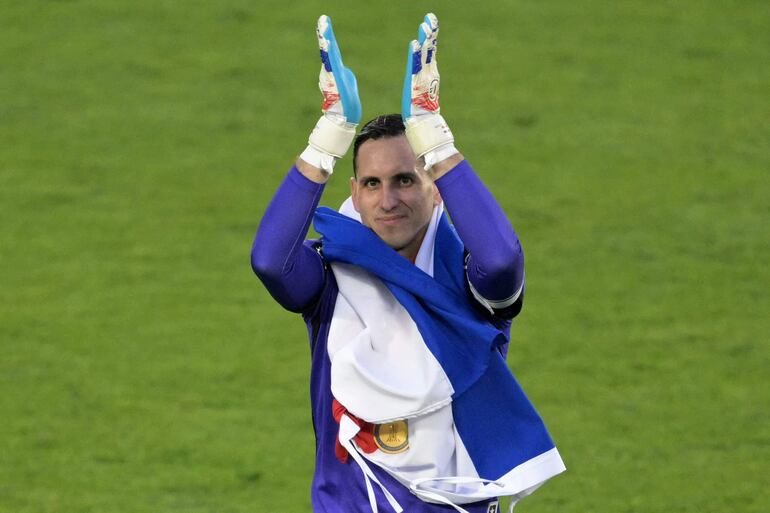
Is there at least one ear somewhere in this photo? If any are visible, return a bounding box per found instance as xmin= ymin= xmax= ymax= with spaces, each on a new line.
xmin=432 ymin=183 xmax=442 ymax=206
xmin=350 ymin=177 xmax=360 ymax=212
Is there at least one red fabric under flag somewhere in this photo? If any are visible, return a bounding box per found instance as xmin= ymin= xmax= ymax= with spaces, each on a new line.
xmin=332 ymin=398 xmax=378 ymax=463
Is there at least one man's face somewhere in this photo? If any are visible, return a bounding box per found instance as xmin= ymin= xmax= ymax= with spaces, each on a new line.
xmin=351 ymin=135 xmax=440 ymax=262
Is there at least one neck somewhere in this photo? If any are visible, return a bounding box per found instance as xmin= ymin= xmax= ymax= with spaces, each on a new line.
xmin=397 ymin=225 xmax=429 ymax=263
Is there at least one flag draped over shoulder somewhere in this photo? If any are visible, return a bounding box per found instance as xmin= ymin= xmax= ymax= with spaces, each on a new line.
xmin=313 ymin=206 xmax=565 ymax=509
xmin=316 ymin=206 xmax=506 ymax=396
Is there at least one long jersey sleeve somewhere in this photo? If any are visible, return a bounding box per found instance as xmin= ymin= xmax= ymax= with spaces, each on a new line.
xmin=435 ymin=160 xmax=525 ymax=311
xmin=251 ymin=167 xmax=327 ymax=312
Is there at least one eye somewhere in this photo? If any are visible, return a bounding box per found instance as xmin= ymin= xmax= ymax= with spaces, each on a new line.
xmin=399 ymin=176 xmax=414 ymax=186
xmin=364 ymin=178 xmax=379 ymax=188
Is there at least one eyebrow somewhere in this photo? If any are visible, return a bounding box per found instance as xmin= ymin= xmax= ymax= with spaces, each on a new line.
xmin=392 ymin=171 xmax=418 ymax=181
xmin=357 ymin=171 xmax=418 ymax=185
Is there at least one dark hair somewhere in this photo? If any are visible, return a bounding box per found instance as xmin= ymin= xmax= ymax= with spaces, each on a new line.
xmin=352 ymin=114 xmax=405 ymax=176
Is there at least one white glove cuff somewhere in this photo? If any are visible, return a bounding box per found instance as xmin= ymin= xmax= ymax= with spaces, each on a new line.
xmin=308 ymin=115 xmax=357 ymax=159
xmin=423 ymin=142 xmax=460 ymax=170
xmin=299 ymin=145 xmax=337 ymax=174
xmin=404 ymin=114 xmax=455 ymax=158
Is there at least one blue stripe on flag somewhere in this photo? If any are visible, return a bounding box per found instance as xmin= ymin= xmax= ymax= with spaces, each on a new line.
xmin=452 ymin=353 xmax=556 ymax=479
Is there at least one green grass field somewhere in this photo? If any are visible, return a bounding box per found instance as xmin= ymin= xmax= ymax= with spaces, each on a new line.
xmin=1 ymin=1 xmax=768 ymax=512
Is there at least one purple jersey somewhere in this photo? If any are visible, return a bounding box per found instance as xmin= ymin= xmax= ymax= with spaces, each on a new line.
xmin=252 ymin=160 xmax=525 ymax=512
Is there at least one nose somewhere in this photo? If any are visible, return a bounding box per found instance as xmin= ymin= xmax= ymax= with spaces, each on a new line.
xmin=380 ymin=184 xmax=400 ymax=212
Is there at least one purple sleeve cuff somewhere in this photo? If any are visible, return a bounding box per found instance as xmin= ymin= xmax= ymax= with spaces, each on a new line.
xmin=286 ymin=165 xmax=326 ymax=192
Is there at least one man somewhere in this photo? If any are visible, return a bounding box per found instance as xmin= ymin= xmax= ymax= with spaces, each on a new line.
xmin=252 ymin=14 xmax=564 ymax=513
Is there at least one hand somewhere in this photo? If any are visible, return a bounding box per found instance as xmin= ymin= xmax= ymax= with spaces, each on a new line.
xmin=300 ymin=15 xmax=361 ymax=175
xmin=317 ymin=15 xmax=361 ymax=125
xmin=402 ymin=14 xmax=459 ymax=170
xmin=402 ymin=13 xmax=440 ymax=120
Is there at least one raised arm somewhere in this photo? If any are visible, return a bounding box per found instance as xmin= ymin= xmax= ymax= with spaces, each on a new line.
xmin=251 ymin=15 xmax=361 ymax=312
xmin=251 ymin=166 xmax=327 ymax=312
xmin=435 ymin=159 xmax=524 ymax=317
xmin=402 ymin=14 xmax=523 ymax=318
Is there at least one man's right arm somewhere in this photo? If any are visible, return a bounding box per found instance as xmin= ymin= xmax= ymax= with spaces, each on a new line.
xmin=252 ymin=15 xmax=361 ymax=313
xmin=250 ymin=160 xmax=329 ymax=313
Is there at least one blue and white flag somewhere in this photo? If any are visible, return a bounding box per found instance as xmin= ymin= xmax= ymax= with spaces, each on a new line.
xmin=314 ymin=205 xmax=565 ymax=512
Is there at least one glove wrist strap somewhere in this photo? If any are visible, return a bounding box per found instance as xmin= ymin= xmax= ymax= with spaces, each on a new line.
xmin=423 ymin=143 xmax=459 ymax=170
xmin=405 ymin=114 xmax=458 ymax=169
xmin=299 ymin=145 xmax=337 ymax=174
xmin=404 ymin=114 xmax=455 ymax=159
xmin=308 ymin=114 xmax=357 ymax=159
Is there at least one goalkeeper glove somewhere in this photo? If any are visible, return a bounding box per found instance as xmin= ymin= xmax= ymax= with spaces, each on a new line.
xmin=300 ymin=15 xmax=362 ymax=173
xmin=401 ymin=13 xmax=459 ymax=170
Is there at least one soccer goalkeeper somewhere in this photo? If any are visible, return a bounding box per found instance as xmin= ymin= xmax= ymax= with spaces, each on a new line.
xmin=251 ymin=14 xmax=565 ymax=513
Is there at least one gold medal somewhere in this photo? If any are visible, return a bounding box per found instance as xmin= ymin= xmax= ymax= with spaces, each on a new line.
xmin=373 ymin=420 xmax=409 ymax=454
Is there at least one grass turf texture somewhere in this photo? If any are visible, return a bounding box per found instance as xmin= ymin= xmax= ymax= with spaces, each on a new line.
xmin=1 ymin=1 xmax=768 ymax=512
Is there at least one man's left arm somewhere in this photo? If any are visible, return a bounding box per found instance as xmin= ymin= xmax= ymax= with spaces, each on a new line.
xmin=402 ymin=14 xmax=523 ymax=319
xmin=433 ymin=156 xmax=525 ymax=319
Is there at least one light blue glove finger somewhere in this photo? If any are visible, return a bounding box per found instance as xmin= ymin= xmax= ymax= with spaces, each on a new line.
xmin=400 ymin=14 xmax=455 ymax=167
xmin=402 ymin=14 xmax=439 ymax=121
xmin=418 ymin=14 xmax=433 ymax=45
xmin=321 ymin=17 xmax=362 ymax=124
xmin=402 ymin=40 xmax=418 ymax=120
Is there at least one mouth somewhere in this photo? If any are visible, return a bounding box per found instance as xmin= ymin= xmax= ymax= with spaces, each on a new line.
xmin=376 ymin=215 xmax=407 ymax=226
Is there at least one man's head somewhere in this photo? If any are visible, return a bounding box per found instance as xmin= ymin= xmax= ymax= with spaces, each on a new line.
xmin=350 ymin=114 xmax=441 ymax=262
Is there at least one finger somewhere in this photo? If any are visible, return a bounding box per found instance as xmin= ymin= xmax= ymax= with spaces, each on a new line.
xmin=319 ymin=16 xmax=361 ymax=124
xmin=339 ymin=67 xmax=362 ymax=124
xmin=418 ymin=20 xmax=430 ymax=45
xmin=424 ymin=13 xmax=439 ymax=34
xmin=321 ymin=16 xmax=346 ymax=74
xmin=317 ymin=15 xmax=332 ymax=72
xmin=402 ymin=40 xmax=419 ymax=119
xmin=419 ymin=13 xmax=438 ymax=41
xmin=422 ymin=14 xmax=438 ymax=65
